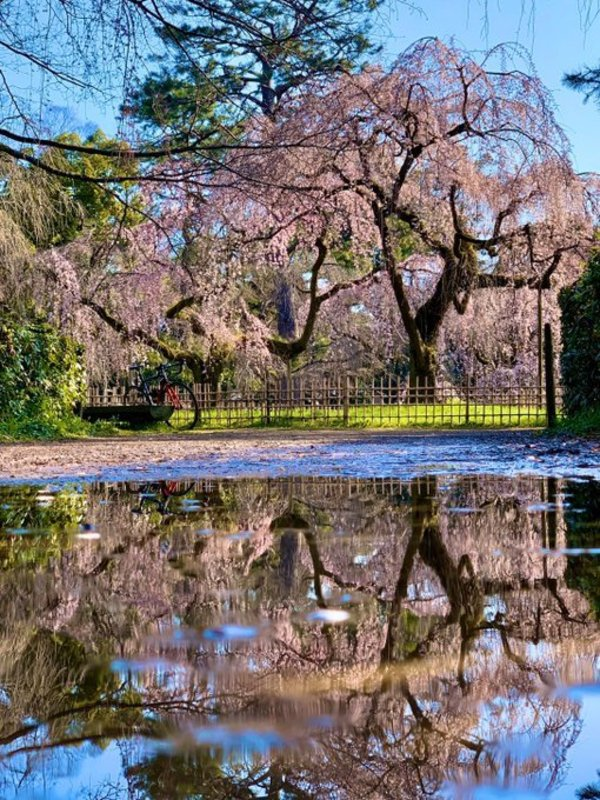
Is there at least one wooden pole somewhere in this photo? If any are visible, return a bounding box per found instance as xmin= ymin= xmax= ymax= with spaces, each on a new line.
xmin=265 ymin=374 xmax=271 ymax=425
xmin=537 ymin=285 xmax=544 ymax=395
xmin=343 ymin=375 xmax=349 ymax=426
xmin=544 ymin=323 xmax=557 ymax=428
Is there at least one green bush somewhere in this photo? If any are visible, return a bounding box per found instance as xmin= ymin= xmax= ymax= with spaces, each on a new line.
xmin=565 ymin=480 xmax=600 ymax=620
xmin=559 ymin=253 xmax=600 ymax=417
xmin=0 ymin=310 xmax=86 ymax=438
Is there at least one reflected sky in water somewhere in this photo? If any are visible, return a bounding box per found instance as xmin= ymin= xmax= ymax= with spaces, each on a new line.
xmin=0 ymin=474 xmax=599 ymax=799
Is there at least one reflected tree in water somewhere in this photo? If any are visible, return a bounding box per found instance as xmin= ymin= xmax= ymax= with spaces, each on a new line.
xmin=0 ymin=476 xmax=596 ymax=798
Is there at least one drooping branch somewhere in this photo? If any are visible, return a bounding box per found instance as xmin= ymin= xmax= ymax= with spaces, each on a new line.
xmin=81 ymin=298 xmax=180 ymax=361
xmin=266 ymin=238 xmax=326 ymax=360
xmin=267 ymin=240 xmax=382 ymax=360
xmin=165 ymin=295 xmax=203 ymax=319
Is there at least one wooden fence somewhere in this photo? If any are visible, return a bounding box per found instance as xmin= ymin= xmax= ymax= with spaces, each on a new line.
xmin=88 ymin=374 xmax=561 ymax=429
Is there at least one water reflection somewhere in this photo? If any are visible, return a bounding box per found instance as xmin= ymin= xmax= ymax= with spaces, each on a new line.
xmin=0 ymin=475 xmax=598 ymax=799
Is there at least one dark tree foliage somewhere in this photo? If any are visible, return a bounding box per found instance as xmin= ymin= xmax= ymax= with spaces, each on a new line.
xmin=275 ymin=275 xmax=296 ymax=339
xmin=565 ymin=479 xmax=600 ymax=621
xmin=127 ymin=0 xmax=386 ymax=134
xmin=564 ymin=65 xmax=600 ymax=105
xmin=562 ymin=0 xmax=600 ymax=103
xmin=559 ymin=253 xmax=600 ymax=416
xmin=578 ymin=773 xmax=600 ymax=800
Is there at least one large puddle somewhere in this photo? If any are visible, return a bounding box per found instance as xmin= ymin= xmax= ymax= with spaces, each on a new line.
xmin=1 ymin=473 xmax=600 ymax=798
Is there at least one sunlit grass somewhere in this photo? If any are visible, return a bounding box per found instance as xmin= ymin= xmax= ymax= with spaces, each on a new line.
xmin=4 ymin=401 xmax=549 ymax=441
xmin=190 ymin=401 xmax=550 ymax=430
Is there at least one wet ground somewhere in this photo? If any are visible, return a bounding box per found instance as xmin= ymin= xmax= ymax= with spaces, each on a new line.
xmin=1 ymin=429 xmax=599 ymax=483
xmin=0 ymin=432 xmax=599 ymax=799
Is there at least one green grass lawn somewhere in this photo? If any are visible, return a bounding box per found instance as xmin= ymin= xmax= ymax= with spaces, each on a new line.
xmin=0 ymin=400 xmax=553 ymax=442
xmin=192 ymin=401 xmax=550 ymax=430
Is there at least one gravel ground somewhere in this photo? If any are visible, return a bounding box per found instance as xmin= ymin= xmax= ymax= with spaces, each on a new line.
xmin=1 ymin=429 xmax=599 ymax=484
xmin=0 ymin=430 xmax=323 ymax=481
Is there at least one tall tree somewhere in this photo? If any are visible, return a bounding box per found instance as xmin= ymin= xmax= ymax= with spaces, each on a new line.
xmin=42 ymin=41 xmax=597 ymax=388
xmin=127 ymin=0 xmax=387 ymax=132
xmin=40 ymin=149 xmax=383 ymax=385
xmin=251 ymin=39 xmax=595 ymax=387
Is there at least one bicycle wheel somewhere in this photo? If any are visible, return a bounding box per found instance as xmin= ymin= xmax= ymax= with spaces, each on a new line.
xmin=122 ymin=385 xmax=157 ymax=425
xmin=163 ymin=382 xmax=199 ymax=431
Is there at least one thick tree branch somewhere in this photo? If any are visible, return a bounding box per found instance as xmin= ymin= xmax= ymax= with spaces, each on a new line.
xmin=81 ymin=298 xmax=180 ymax=360
xmin=165 ymin=295 xmax=202 ymax=318
xmin=267 ymin=239 xmax=380 ymax=360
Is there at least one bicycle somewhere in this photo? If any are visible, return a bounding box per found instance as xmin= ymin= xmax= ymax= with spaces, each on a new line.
xmin=126 ymin=480 xmax=197 ymax=515
xmin=126 ymin=360 xmax=199 ymax=431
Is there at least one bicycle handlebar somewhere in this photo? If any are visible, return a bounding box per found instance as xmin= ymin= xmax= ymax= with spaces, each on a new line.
xmin=163 ymin=360 xmax=183 ymax=377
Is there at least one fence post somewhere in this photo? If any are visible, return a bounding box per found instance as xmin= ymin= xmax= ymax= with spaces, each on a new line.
xmin=544 ymin=323 xmax=557 ymax=428
xmin=194 ymin=383 xmax=201 ymax=426
xmin=343 ymin=375 xmax=349 ymax=426
xmin=465 ymin=375 xmax=470 ymax=424
xmin=265 ymin=376 xmax=271 ymax=425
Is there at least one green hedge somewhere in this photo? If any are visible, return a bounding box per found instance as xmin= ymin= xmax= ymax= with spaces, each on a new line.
xmin=0 ymin=311 xmax=86 ymax=438
xmin=559 ymin=253 xmax=600 ymax=417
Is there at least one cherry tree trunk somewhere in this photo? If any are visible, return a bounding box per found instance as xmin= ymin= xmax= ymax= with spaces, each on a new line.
xmin=407 ymin=339 xmax=438 ymax=402
xmin=187 ymin=355 xmax=226 ymax=407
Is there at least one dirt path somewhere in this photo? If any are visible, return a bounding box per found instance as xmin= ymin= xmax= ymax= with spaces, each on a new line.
xmin=2 ymin=428 xmax=598 ymax=484
xmin=0 ymin=429 xmax=396 ymax=481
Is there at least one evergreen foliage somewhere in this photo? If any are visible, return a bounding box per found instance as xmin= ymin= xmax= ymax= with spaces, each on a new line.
xmin=128 ymin=0 xmax=384 ymax=134
xmin=559 ymin=253 xmax=600 ymax=416
xmin=565 ymin=480 xmax=600 ymax=620
xmin=564 ymin=64 xmax=600 ymax=105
